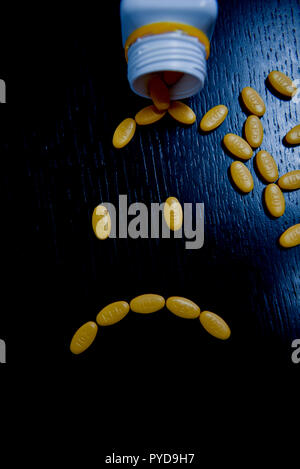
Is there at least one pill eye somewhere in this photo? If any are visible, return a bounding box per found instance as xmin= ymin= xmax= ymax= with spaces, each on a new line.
xmin=92 ymin=205 xmax=112 ymax=240
xmin=163 ymin=197 xmax=183 ymax=231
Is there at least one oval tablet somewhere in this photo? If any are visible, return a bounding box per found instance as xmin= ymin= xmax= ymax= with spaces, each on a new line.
xmin=130 ymin=294 xmax=165 ymax=314
xmin=256 ymin=150 xmax=279 ymax=183
xmin=92 ymin=205 xmax=112 ymax=240
xmin=135 ymin=105 xmax=166 ymax=125
xmin=168 ymin=101 xmax=196 ymax=125
xmin=199 ymin=311 xmax=231 ymax=340
xmin=278 ymin=170 xmax=300 ymax=190
xmin=163 ymin=197 xmax=183 ymax=231
xmin=241 ymin=87 xmax=266 ymax=116
xmin=279 ymin=224 xmax=300 ymax=248
xmin=112 ymin=118 xmax=136 ymax=149
xmin=70 ymin=321 xmax=98 ymax=355
xmin=163 ymin=71 xmax=183 ymax=86
xmin=96 ymin=301 xmax=130 ymax=326
xmin=200 ymin=105 xmax=228 ymax=132
xmin=230 ymin=161 xmax=254 ymax=193
xmin=244 ymin=115 xmax=263 ymax=148
xmin=285 ymin=124 xmax=300 ymax=145
xmin=268 ymin=71 xmax=297 ymax=97
xmin=223 ymin=133 xmax=253 ymax=160
xmin=264 ymin=184 xmax=285 ymax=217
xmin=149 ymin=75 xmax=170 ymax=111
xmin=166 ymin=296 xmax=200 ymax=319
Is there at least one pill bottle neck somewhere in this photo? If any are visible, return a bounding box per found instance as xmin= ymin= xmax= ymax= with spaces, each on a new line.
xmin=127 ymin=32 xmax=207 ymax=100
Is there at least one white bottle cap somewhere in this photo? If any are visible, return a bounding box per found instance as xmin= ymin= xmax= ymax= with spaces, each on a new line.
xmin=127 ymin=32 xmax=207 ymax=100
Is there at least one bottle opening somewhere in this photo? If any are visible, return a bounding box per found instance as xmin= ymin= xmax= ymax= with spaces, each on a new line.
xmin=127 ymin=32 xmax=207 ymax=100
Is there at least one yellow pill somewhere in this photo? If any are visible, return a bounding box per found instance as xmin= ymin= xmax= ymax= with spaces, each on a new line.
xmin=70 ymin=321 xmax=98 ymax=355
xmin=199 ymin=311 xmax=231 ymax=340
xmin=256 ymin=150 xmax=279 ymax=183
xmin=163 ymin=71 xmax=183 ymax=86
xmin=149 ymin=75 xmax=170 ymax=111
xmin=130 ymin=294 xmax=165 ymax=314
xmin=241 ymin=86 xmax=266 ymax=116
xmin=285 ymin=124 xmax=300 ymax=145
xmin=230 ymin=161 xmax=254 ymax=193
xmin=278 ymin=170 xmax=300 ymax=190
xmin=244 ymin=115 xmax=263 ymax=148
xmin=166 ymin=296 xmax=200 ymax=319
xmin=163 ymin=197 xmax=183 ymax=231
xmin=200 ymin=105 xmax=228 ymax=132
xmin=96 ymin=301 xmax=129 ymax=326
xmin=92 ymin=205 xmax=111 ymax=240
xmin=135 ymin=105 xmax=166 ymax=125
xmin=279 ymin=224 xmax=300 ymax=248
xmin=264 ymin=184 xmax=285 ymax=217
xmin=167 ymin=101 xmax=196 ymax=125
xmin=268 ymin=71 xmax=297 ymax=97
xmin=223 ymin=133 xmax=253 ymax=160
xmin=112 ymin=118 xmax=136 ymax=149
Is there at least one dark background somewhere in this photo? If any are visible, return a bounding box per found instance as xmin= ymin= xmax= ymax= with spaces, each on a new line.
xmin=2 ymin=0 xmax=300 ymax=448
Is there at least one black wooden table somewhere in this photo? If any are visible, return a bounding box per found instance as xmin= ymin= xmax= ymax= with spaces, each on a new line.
xmin=6 ymin=0 xmax=300 ymax=383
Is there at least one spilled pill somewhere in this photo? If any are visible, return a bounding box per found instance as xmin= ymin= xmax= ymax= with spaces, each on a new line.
xmin=278 ymin=170 xmax=300 ymax=190
xmin=96 ymin=301 xmax=130 ymax=326
xmin=70 ymin=321 xmax=98 ymax=355
xmin=285 ymin=124 xmax=300 ymax=145
xmin=279 ymin=224 xmax=300 ymax=248
xmin=163 ymin=197 xmax=183 ymax=231
xmin=230 ymin=161 xmax=254 ymax=193
xmin=241 ymin=86 xmax=266 ymax=116
xmin=256 ymin=150 xmax=279 ymax=183
xmin=200 ymin=104 xmax=228 ymax=132
xmin=166 ymin=296 xmax=200 ymax=319
xmin=264 ymin=184 xmax=285 ymax=217
xmin=163 ymin=71 xmax=183 ymax=86
xmin=199 ymin=311 xmax=231 ymax=340
xmin=223 ymin=133 xmax=253 ymax=160
xmin=244 ymin=115 xmax=263 ymax=148
xmin=92 ymin=205 xmax=112 ymax=240
xmin=168 ymin=101 xmax=196 ymax=125
xmin=149 ymin=75 xmax=170 ymax=111
xmin=135 ymin=105 xmax=166 ymax=125
xmin=267 ymin=71 xmax=297 ymax=97
xmin=112 ymin=118 xmax=136 ymax=149
xmin=130 ymin=294 xmax=165 ymax=314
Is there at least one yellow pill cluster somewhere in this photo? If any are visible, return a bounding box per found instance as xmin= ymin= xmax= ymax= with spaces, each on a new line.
xmin=70 ymin=294 xmax=231 ymax=355
xmin=112 ymin=71 xmax=198 ymax=149
xmin=215 ymin=75 xmax=299 ymax=248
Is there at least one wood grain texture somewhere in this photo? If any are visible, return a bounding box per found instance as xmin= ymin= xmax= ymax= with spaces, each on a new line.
xmin=15 ymin=0 xmax=300 ymax=371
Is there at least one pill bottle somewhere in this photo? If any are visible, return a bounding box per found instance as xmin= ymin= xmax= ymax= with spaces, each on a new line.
xmin=120 ymin=0 xmax=218 ymax=100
